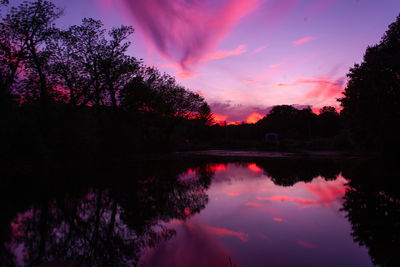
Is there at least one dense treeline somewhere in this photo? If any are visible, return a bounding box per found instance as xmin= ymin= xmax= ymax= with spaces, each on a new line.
xmin=0 ymin=0 xmax=212 ymax=163
xmin=200 ymin=105 xmax=350 ymax=151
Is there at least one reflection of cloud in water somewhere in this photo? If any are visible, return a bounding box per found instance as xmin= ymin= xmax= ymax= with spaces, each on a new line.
xmin=140 ymin=221 xmax=242 ymax=266
xmin=297 ymin=240 xmax=318 ymax=249
xmin=304 ymin=175 xmax=348 ymax=207
xmin=247 ymin=163 xmax=262 ymax=173
xmin=251 ymin=176 xmax=348 ymax=209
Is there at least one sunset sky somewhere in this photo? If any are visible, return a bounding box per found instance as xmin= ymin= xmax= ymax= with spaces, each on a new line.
xmin=9 ymin=0 xmax=400 ymax=123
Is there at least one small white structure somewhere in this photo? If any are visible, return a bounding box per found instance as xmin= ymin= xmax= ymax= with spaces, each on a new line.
xmin=265 ymin=132 xmax=279 ymax=145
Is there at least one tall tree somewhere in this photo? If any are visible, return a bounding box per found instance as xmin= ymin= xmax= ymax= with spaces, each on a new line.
xmin=0 ymin=0 xmax=62 ymax=108
xmin=100 ymin=26 xmax=138 ymax=109
xmin=46 ymin=18 xmax=106 ymax=108
xmin=47 ymin=19 xmax=140 ymax=109
xmin=339 ymin=14 xmax=400 ymax=152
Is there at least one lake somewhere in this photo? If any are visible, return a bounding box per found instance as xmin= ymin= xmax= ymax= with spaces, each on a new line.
xmin=0 ymin=155 xmax=398 ymax=266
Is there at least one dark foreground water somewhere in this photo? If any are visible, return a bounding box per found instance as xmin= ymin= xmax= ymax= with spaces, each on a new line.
xmin=0 ymin=157 xmax=399 ymax=266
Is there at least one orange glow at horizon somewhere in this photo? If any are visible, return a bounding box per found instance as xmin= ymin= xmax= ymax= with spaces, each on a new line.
xmin=227 ymin=121 xmax=241 ymax=125
xmin=213 ymin=113 xmax=228 ymax=123
xmin=245 ymin=112 xmax=264 ymax=124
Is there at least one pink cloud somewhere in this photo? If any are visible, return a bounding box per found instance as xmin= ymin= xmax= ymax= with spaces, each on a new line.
xmin=265 ymin=75 xmax=344 ymax=108
xmin=228 ymin=192 xmax=240 ymax=196
xmin=273 ymin=217 xmax=283 ymax=222
xmin=120 ymin=0 xmax=260 ymax=71
xmin=292 ymin=36 xmax=317 ymax=47
xmin=303 ymin=76 xmax=345 ymax=106
xmin=177 ymin=70 xmax=200 ymax=79
xmin=201 ymin=45 xmax=246 ymax=62
xmin=251 ymin=44 xmax=268 ymax=55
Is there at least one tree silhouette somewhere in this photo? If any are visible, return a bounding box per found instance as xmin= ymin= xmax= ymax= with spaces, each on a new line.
xmin=0 ymin=0 xmax=213 ymax=157
xmin=0 ymin=0 xmax=63 ymax=109
xmin=339 ymin=14 xmax=400 ymax=153
xmin=318 ymin=106 xmax=341 ymax=137
xmin=46 ymin=18 xmax=140 ymax=109
xmin=257 ymin=105 xmax=319 ymax=140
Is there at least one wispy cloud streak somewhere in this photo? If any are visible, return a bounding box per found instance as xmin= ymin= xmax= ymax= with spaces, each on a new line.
xmin=119 ymin=0 xmax=260 ymax=71
xmin=292 ymin=36 xmax=317 ymax=46
xmin=251 ymin=44 xmax=268 ymax=55
xmin=201 ymin=45 xmax=246 ymax=62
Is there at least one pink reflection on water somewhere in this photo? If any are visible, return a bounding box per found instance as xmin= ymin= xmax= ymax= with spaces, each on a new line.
xmin=141 ymin=163 xmax=369 ymax=266
xmin=257 ymin=195 xmax=318 ymax=207
xmin=141 ymin=221 xmax=234 ymax=267
xmin=297 ymin=240 xmax=318 ymax=249
xmin=201 ymin=224 xmax=249 ymax=242
xmin=208 ymin=163 xmax=228 ymax=173
xmin=257 ymin=232 xmax=271 ymax=241
xmin=254 ymin=175 xmax=348 ymax=208
xmin=247 ymin=163 xmax=262 ymax=173
xmin=303 ymin=175 xmax=348 ymax=207
xmin=246 ymin=202 xmax=260 ymax=207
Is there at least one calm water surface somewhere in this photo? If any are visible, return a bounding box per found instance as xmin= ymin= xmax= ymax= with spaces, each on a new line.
xmin=1 ymin=158 xmax=398 ymax=266
xmin=140 ymin=163 xmax=371 ymax=267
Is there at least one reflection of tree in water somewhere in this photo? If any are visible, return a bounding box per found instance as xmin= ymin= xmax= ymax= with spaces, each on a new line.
xmin=341 ymin=162 xmax=400 ymax=267
xmin=256 ymin=159 xmax=342 ymax=186
xmin=1 ymin=165 xmax=212 ymax=266
xmin=258 ymin=158 xmax=400 ymax=266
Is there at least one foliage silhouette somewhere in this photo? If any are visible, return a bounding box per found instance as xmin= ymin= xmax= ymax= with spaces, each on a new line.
xmin=339 ymin=14 xmax=400 ymax=153
xmin=0 ymin=0 xmax=212 ymax=161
